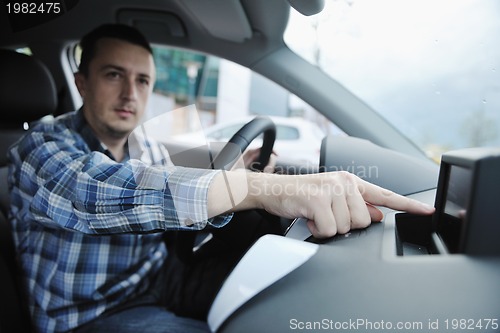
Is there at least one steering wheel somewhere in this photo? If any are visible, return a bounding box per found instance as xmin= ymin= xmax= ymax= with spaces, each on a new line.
xmin=174 ymin=116 xmax=278 ymax=264
xmin=211 ymin=116 xmax=276 ymax=171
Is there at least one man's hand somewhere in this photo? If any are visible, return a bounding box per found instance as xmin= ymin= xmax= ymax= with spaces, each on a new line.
xmin=208 ymin=170 xmax=435 ymax=239
xmin=237 ymin=147 xmax=277 ymax=173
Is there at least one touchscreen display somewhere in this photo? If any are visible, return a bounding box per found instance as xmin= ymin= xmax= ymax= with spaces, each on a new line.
xmin=438 ymin=165 xmax=472 ymax=253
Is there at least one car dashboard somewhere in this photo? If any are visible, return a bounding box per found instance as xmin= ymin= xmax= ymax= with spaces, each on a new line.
xmin=208 ymin=140 xmax=500 ymax=333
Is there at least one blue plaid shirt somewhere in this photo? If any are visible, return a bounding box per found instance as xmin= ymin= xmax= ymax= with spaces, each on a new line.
xmin=7 ymin=109 xmax=231 ymax=332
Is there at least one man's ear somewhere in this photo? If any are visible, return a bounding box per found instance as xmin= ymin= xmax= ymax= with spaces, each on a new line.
xmin=74 ymin=72 xmax=86 ymax=99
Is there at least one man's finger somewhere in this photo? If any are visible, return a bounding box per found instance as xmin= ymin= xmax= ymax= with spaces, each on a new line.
xmin=308 ymin=209 xmax=337 ymax=238
xmin=366 ymin=203 xmax=384 ymax=221
xmin=345 ymin=177 xmax=371 ymax=229
xmin=356 ymin=178 xmax=435 ymax=215
xmin=263 ymin=152 xmax=277 ymax=173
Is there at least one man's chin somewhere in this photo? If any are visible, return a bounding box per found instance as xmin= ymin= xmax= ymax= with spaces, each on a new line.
xmin=107 ymin=123 xmax=136 ymax=138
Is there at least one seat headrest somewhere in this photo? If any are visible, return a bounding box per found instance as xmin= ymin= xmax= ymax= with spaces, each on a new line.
xmin=0 ymin=49 xmax=57 ymax=127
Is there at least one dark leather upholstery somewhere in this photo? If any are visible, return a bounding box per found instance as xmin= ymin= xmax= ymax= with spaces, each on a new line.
xmin=0 ymin=49 xmax=57 ymax=124
xmin=0 ymin=49 xmax=57 ymax=166
xmin=0 ymin=49 xmax=58 ymax=333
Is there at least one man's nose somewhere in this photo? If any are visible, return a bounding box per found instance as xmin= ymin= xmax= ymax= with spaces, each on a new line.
xmin=121 ymin=78 xmax=137 ymax=100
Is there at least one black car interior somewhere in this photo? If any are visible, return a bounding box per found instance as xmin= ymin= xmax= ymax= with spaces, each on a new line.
xmin=0 ymin=49 xmax=58 ymax=333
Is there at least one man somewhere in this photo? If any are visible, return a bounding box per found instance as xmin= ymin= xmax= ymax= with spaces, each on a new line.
xmin=8 ymin=24 xmax=434 ymax=333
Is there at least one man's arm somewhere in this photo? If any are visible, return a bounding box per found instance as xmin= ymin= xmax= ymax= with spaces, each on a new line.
xmin=10 ymin=121 xmax=230 ymax=234
xmin=208 ymin=170 xmax=435 ymax=239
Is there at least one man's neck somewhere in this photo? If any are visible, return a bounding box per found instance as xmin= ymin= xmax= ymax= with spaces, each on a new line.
xmin=79 ymin=109 xmax=130 ymax=162
xmin=101 ymin=137 xmax=128 ymax=162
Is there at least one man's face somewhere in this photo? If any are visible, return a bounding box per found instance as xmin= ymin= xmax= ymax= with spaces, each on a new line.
xmin=75 ymin=38 xmax=155 ymax=141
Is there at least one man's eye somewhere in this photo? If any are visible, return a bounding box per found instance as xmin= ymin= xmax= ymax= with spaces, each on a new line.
xmin=138 ymin=78 xmax=149 ymax=86
xmin=106 ymin=71 xmax=121 ymax=79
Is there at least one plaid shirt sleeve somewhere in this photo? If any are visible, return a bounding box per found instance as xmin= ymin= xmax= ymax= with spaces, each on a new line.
xmin=10 ymin=117 xmax=231 ymax=235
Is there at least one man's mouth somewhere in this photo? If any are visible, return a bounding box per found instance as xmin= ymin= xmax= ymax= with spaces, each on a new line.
xmin=114 ymin=108 xmax=135 ymax=118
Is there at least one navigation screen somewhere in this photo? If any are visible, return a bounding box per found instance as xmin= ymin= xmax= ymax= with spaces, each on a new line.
xmin=438 ymin=165 xmax=472 ymax=253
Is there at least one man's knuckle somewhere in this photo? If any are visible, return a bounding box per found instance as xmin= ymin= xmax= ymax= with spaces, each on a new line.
xmin=317 ymin=224 xmax=337 ymax=238
xmin=337 ymin=170 xmax=352 ymax=181
xmin=337 ymin=223 xmax=350 ymax=234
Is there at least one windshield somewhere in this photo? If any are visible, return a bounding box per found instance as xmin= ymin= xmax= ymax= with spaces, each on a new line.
xmin=284 ymin=0 xmax=500 ymax=161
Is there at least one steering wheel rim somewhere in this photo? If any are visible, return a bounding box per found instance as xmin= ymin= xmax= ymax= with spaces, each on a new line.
xmin=211 ymin=116 xmax=276 ymax=171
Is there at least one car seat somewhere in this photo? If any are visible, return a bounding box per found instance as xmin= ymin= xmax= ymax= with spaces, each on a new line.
xmin=0 ymin=49 xmax=57 ymax=333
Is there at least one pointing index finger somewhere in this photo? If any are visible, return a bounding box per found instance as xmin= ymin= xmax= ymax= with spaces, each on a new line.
xmin=357 ymin=178 xmax=435 ymax=215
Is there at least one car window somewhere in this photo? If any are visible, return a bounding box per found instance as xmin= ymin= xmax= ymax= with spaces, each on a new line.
xmin=276 ymin=125 xmax=300 ymax=140
xmin=143 ymin=45 xmax=344 ymax=164
xmin=209 ymin=124 xmax=300 ymax=142
xmin=284 ymin=0 xmax=500 ymax=162
xmin=207 ymin=124 xmax=245 ymax=140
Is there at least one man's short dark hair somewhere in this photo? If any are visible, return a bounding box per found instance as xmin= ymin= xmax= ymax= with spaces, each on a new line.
xmin=78 ymin=23 xmax=153 ymax=76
